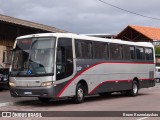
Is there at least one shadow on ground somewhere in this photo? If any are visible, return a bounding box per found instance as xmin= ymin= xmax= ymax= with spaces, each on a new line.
xmin=13 ymin=92 xmax=150 ymax=107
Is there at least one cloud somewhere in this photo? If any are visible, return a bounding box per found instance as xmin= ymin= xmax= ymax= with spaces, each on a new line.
xmin=0 ymin=9 xmax=4 ymax=14
xmin=1 ymin=0 xmax=160 ymax=34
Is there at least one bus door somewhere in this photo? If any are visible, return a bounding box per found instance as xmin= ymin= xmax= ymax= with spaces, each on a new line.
xmin=56 ymin=38 xmax=73 ymax=80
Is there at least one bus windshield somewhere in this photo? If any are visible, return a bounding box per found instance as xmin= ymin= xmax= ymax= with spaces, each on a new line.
xmin=11 ymin=37 xmax=56 ymax=76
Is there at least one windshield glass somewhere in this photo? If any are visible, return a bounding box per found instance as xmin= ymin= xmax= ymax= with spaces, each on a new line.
xmin=11 ymin=37 xmax=56 ymax=76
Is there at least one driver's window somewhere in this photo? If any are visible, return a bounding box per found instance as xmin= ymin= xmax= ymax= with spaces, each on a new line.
xmin=56 ymin=46 xmax=66 ymax=75
xmin=56 ymin=38 xmax=73 ymax=80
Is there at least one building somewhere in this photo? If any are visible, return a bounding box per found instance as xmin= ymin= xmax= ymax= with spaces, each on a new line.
xmin=0 ymin=14 xmax=67 ymax=66
xmin=115 ymin=25 xmax=160 ymax=65
xmin=115 ymin=25 xmax=160 ymax=43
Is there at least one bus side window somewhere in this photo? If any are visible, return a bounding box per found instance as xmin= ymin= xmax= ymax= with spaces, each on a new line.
xmin=130 ymin=46 xmax=135 ymax=59
xmin=93 ymin=42 xmax=108 ymax=59
xmin=56 ymin=38 xmax=73 ymax=80
xmin=109 ymin=43 xmax=122 ymax=60
xmin=136 ymin=47 xmax=145 ymax=60
xmin=75 ymin=40 xmax=93 ymax=59
xmin=123 ymin=45 xmax=135 ymax=60
xmin=145 ymin=48 xmax=153 ymax=61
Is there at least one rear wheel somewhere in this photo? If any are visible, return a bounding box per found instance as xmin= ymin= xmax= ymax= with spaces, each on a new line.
xmin=38 ymin=97 xmax=51 ymax=102
xmin=128 ymin=81 xmax=139 ymax=96
xmin=72 ymin=83 xmax=85 ymax=104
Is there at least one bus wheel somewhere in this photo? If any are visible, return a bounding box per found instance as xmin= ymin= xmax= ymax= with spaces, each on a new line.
xmin=38 ymin=97 xmax=51 ymax=102
xmin=99 ymin=92 xmax=112 ymax=97
xmin=72 ymin=83 xmax=85 ymax=104
xmin=128 ymin=81 xmax=139 ymax=96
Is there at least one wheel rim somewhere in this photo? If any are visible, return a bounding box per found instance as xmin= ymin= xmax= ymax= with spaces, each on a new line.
xmin=133 ymin=83 xmax=138 ymax=94
xmin=77 ymin=88 xmax=84 ymax=101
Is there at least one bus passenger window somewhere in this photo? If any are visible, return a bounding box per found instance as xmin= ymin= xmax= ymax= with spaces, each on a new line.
xmin=136 ymin=47 xmax=145 ymax=60
xmin=93 ymin=42 xmax=108 ymax=59
xmin=75 ymin=40 xmax=93 ymax=59
xmin=145 ymin=48 xmax=153 ymax=61
xmin=123 ymin=45 xmax=135 ymax=60
xmin=130 ymin=47 xmax=135 ymax=59
xmin=109 ymin=44 xmax=122 ymax=60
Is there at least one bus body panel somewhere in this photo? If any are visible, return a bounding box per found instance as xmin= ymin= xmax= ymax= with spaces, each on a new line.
xmin=10 ymin=62 xmax=155 ymax=98
xmin=58 ymin=61 xmax=155 ymax=97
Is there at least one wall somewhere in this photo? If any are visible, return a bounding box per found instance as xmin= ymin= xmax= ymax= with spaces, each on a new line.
xmin=0 ymin=45 xmax=6 ymax=67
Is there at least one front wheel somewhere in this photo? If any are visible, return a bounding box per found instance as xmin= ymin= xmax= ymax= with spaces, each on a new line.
xmin=72 ymin=84 xmax=85 ymax=104
xmin=128 ymin=81 xmax=139 ymax=96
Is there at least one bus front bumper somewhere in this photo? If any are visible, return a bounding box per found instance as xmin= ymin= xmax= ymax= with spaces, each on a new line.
xmin=10 ymin=86 xmax=56 ymax=98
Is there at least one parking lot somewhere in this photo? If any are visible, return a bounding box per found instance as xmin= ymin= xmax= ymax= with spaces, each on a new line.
xmin=0 ymin=83 xmax=160 ymax=120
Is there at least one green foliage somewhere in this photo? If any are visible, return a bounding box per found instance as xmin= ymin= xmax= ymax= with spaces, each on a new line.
xmin=156 ymin=63 xmax=160 ymax=66
xmin=155 ymin=46 xmax=160 ymax=66
xmin=155 ymin=46 xmax=160 ymax=55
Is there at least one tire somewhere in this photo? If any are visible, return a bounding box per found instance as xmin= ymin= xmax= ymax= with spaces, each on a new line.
xmin=156 ymin=78 xmax=160 ymax=83
xmin=72 ymin=83 xmax=85 ymax=104
xmin=38 ymin=97 xmax=51 ymax=102
xmin=99 ymin=92 xmax=112 ymax=97
xmin=128 ymin=81 xmax=139 ymax=96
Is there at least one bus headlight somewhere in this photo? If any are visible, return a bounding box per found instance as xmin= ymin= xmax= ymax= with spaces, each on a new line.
xmin=41 ymin=81 xmax=53 ymax=87
xmin=9 ymin=82 xmax=15 ymax=87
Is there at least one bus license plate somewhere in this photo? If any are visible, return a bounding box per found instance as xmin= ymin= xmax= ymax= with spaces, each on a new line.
xmin=24 ymin=92 xmax=32 ymax=95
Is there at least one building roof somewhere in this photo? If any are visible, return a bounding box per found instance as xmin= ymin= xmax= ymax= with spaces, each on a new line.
xmin=130 ymin=25 xmax=160 ymax=40
xmin=117 ymin=25 xmax=160 ymax=40
xmin=0 ymin=14 xmax=67 ymax=33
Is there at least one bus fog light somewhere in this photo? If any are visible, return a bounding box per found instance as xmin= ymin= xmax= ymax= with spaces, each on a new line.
xmin=41 ymin=81 xmax=53 ymax=87
xmin=9 ymin=82 xmax=15 ymax=87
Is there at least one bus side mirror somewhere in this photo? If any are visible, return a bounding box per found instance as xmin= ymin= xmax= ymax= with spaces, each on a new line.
xmin=2 ymin=50 xmax=12 ymax=65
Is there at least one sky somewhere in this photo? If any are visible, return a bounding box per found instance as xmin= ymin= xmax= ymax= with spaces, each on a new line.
xmin=0 ymin=0 xmax=160 ymax=35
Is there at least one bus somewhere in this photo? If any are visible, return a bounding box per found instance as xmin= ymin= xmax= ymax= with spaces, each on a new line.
xmin=8 ymin=33 xmax=155 ymax=103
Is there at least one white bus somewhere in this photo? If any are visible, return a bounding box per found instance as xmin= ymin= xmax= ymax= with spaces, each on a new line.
xmin=9 ymin=33 xmax=155 ymax=103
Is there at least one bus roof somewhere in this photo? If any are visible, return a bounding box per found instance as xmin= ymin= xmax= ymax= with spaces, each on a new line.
xmin=16 ymin=33 xmax=154 ymax=47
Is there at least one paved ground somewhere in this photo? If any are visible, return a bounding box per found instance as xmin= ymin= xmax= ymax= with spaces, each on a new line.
xmin=0 ymin=83 xmax=160 ymax=120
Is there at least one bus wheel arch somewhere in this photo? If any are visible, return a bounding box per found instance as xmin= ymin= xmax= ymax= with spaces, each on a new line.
xmin=128 ymin=78 xmax=139 ymax=96
xmin=133 ymin=77 xmax=140 ymax=89
xmin=77 ymin=80 xmax=88 ymax=95
xmin=72 ymin=80 xmax=88 ymax=104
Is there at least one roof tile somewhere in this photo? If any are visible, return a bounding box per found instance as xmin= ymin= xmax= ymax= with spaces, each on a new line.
xmin=129 ymin=25 xmax=160 ymax=40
